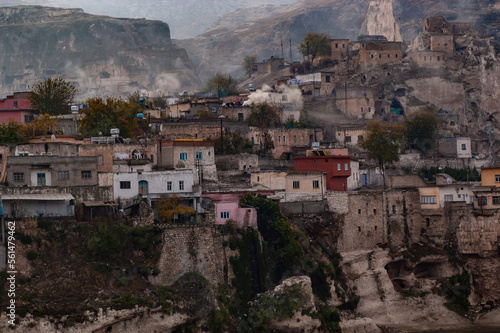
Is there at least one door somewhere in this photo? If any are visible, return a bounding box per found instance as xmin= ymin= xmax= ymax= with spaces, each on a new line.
xmin=37 ymin=173 xmax=46 ymax=186
xmin=138 ymin=180 xmax=149 ymax=196
xmin=362 ymin=174 xmax=367 ymax=186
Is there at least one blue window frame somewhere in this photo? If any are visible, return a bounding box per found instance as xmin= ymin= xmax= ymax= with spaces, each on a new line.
xmin=180 ymin=152 xmax=188 ymax=160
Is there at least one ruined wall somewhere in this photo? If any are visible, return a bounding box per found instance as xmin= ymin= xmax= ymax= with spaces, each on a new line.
xmin=334 ymin=86 xmax=375 ymax=119
xmin=151 ymin=226 xmax=236 ymax=286
xmin=430 ymin=35 xmax=454 ymax=55
xmin=358 ymin=42 xmax=403 ymax=67
xmin=408 ymin=51 xmax=446 ymax=67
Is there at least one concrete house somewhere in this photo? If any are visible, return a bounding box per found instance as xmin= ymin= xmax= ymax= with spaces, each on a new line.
xmin=157 ymin=140 xmax=217 ymax=183
xmin=113 ymin=169 xmax=196 ymax=207
xmin=202 ymin=192 xmax=257 ymax=228
xmin=1 ymin=192 xmax=75 ymax=218
xmin=6 ymin=155 xmax=98 ymax=187
xmin=293 ymin=155 xmax=352 ymax=191
xmin=0 ymin=92 xmax=35 ymax=125
xmin=481 ymin=166 xmax=500 ymax=188
xmin=438 ymin=137 xmax=472 ymax=158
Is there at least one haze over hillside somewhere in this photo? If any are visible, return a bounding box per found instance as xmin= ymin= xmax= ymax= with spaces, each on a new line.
xmin=0 ymin=0 xmax=499 ymax=97
xmin=4 ymin=0 xmax=296 ymax=39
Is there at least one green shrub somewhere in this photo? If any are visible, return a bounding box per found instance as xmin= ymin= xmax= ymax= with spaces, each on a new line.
xmin=152 ymin=267 xmax=161 ymax=276
xmin=140 ymin=266 xmax=150 ymax=277
xmin=16 ymin=232 xmax=33 ymax=245
xmin=26 ymin=250 xmax=38 ymax=260
xmin=87 ymin=221 xmax=129 ymax=259
xmin=93 ymin=263 xmax=112 ymax=276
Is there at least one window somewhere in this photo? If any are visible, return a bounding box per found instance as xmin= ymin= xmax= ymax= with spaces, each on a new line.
xmin=395 ymin=54 xmax=398 ymax=58
xmin=180 ymin=152 xmax=188 ymax=160
xmin=373 ymin=209 xmax=377 ymax=215
xmin=294 ymin=136 xmax=296 ymax=143
xmin=196 ymin=152 xmax=202 ymax=160
xmin=358 ymin=209 xmax=361 ymax=215
xmin=496 ymin=175 xmax=500 ymax=182
xmin=97 ymin=155 xmax=104 ymax=166
xmin=426 ymin=218 xmax=430 ymax=227
xmin=371 ymin=54 xmax=374 ymax=59
xmin=37 ymin=173 xmax=46 ymax=186
xmin=293 ymin=181 xmax=300 ymax=189
xmin=81 ymin=170 xmax=92 ymax=179
xmin=179 ymin=181 xmax=184 ymax=191
xmin=478 ymin=197 xmax=487 ymax=206
xmin=493 ymin=197 xmax=500 ymax=205
xmin=345 ymin=163 xmax=349 ymax=171
xmin=13 ymin=101 xmax=18 ymax=108
xmin=379 ymin=54 xmax=381 ymax=58
xmin=120 ymin=181 xmax=131 ymax=189
xmin=335 ymin=43 xmax=338 ymax=48
xmin=461 ymin=144 xmax=466 ymax=151
xmin=337 ymin=164 xmax=341 ymax=171
xmin=167 ymin=181 xmax=172 ymax=191
xmin=388 ymin=54 xmax=390 ymax=58
xmin=392 ymin=205 xmax=396 ymax=214
xmin=58 ymin=171 xmax=69 ymax=180
xmin=358 ymin=135 xmax=364 ymax=141
xmin=444 ymin=195 xmax=453 ymax=202
xmin=13 ymin=173 xmax=24 ymax=181
xmin=24 ymin=115 xmax=33 ymax=123
xmin=313 ymin=180 xmax=319 ymax=189
xmin=421 ymin=195 xmax=437 ymax=204
xmin=325 ymin=76 xmax=331 ymax=83
xmin=278 ymin=136 xmax=281 ymax=143
xmin=221 ymin=211 xmax=230 ymax=219
xmin=283 ymin=136 xmax=286 ymax=143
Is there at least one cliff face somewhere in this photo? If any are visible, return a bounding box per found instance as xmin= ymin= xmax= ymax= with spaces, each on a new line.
xmin=360 ymin=0 xmax=403 ymax=42
xmin=0 ymin=6 xmax=200 ymax=98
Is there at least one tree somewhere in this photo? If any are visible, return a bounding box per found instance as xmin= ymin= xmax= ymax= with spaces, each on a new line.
xmin=406 ymin=107 xmax=438 ymax=153
xmin=29 ymin=77 xmax=78 ymax=115
xmin=79 ymin=97 xmax=142 ymax=138
xmin=247 ymin=104 xmax=281 ymax=129
xmin=25 ymin=113 xmax=61 ymax=136
xmin=205 ymin=72 xmax=239 ymax=97
xmin=157 ymin=194 xmax=195 ymax=223
xmin=298 ymin=32 xmax=331 ymax=65
xmin=0 ymin=120 xmax=25 ymax=143
xmin=242 ymin=54 xmax=258 ymax=78
xmin=360 ymin=120 xmax=406 ymax=181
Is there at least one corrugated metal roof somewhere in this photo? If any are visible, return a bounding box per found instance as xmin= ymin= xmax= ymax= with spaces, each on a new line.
xmin=2 ymin=193 xmax=74 ymax=201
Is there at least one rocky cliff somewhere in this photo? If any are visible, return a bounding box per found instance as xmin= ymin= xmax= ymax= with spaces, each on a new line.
xmin=0 ymin=6 xmax=200 ymax=99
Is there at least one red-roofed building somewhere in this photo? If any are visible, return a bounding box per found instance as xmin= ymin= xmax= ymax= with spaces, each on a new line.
xmin=293 ymin=155 xmax=352 ymax=191
xmin=0 ymin=92 xmax=34 ymax=124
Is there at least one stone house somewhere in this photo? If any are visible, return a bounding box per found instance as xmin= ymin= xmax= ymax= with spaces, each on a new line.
xmin=247 ymin=127 xmax=323 ymax=159
xmin=334 ymin=125 xmax=366 ymax=147
xmin=473 ymin=189 xmax=500 ymax=210
xmin=6 ymin=155 xmax=98 ymax=187
xmin=408 ymin=51 xmax=447 ymax=67
xmin=157 ymin=140 xmax=217 ymax=184
xmin=56 ymin=113 xmax=81 ymax=135
xmin=438 ymin=136 xmax=472 ymax=158
xmin=330 ymin=39 xmax=350 ymax=63
xmin=333 ymin=85 xmax=375 ymax=119
xmin=160 ymin=119 xmax=250 ymax=141
xmin=356 ymin=35 xmax=403 ymax=67
xmin=251 ymin=56 xmax=285 ymax=76
xmin=0 ymin=92 xmax=35 ymax=125
xmin=202 ymin=192 xmax=257 ymax=228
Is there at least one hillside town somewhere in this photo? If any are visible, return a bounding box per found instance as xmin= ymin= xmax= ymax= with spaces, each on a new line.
xmin=1 ymin=12 xmax=500 ymax=333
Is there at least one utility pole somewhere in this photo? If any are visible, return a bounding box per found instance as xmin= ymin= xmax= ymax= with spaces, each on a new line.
xmin=289 ymin=39 xmax=292 ymax=63
xmin=220 ymin=118 xmax=224 ymax=155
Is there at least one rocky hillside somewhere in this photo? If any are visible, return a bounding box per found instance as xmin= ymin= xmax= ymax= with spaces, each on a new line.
xmin=0 ymin=6 xmax=200 ymax=99
xmin=179 ymin=0 xmax=500 ymax=82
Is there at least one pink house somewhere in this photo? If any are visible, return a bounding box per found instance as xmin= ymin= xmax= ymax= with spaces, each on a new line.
xmin=0 ymin=92 xmax=34 ymax=124
xmin=203 ymin=192 xmax=258 ymax=228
